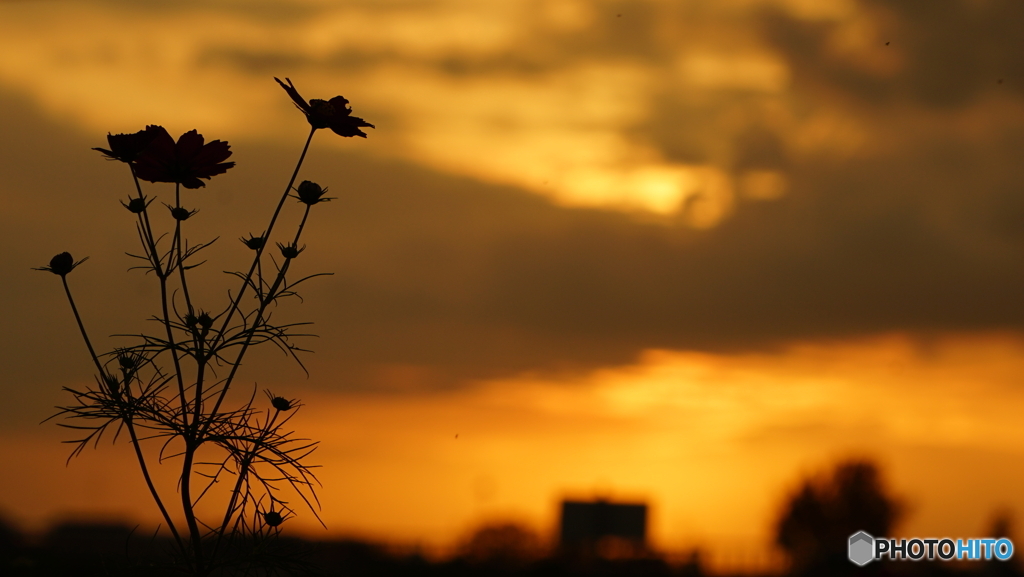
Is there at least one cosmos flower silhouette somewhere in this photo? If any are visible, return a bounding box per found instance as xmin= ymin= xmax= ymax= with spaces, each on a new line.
xmin=275 ymin=77 xmax=375 ymax=138
xmin=93 ymin=125 xmax=164 ymax=163
xmin=133 ymin=127 xmax=235 ymax=189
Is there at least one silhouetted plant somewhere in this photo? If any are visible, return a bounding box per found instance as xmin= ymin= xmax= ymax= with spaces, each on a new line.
xmin=775 ymin=460 xmax=902 ymax=576
xmin=458 ymin=522 xmax=545 ymax=568
xmin=37 ymin=78 xmax=374 ymax=576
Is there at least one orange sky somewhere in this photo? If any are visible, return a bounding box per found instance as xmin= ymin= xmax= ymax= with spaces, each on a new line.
xmin=7 ymin=333 xmax=1024 ymax=572
xmin=3 ymin=0 xmax=1024 ymax=574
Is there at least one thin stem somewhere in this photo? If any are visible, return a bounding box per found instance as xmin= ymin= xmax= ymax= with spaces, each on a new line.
xmin=130 ymin=169 xmax=164 ymax=275
xmin=180 ymin=444 xmax=205 ymax=575
xmin=212 ymin=127 xmax=316 ymax=350
xmin=291 ymin=205 xmax=311 ymax=247
xmin=174 ymin=178 xmax=205 ymax=573
xmin=256 ymin=259 xmax=264 ymax=301
xmin=125 ymin=417 xmax=186 ymax=554
xmin=159 ymin=277 xmax=192 ymax=426
xmin=192 ymin=337 xmax=207 ymax=428
xmin=61 ymin=276 xmax=105 ymax=379
xmin=202 ymin=205 xmax=314 ymax=436
xmin=61 ymin=275 xmax=187 ymax=558
xmin=130 ymin=169 xmax=189 ymax=420
xmin=212 ymin=409 xmax=282 ymax=558
xmin=200 ymin=127 xmax=317 ymax=435
xmin=130 ymin=170 xmax=203 ymax=572
xmin=175 ymin=183 xmax=195 ymax=316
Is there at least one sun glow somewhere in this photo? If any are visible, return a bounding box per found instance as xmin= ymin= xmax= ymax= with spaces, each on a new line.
xmin=6 ymin=334 xmax=1024 ymax=572
xmin=0 ymin=0 xmax=803 ymax=221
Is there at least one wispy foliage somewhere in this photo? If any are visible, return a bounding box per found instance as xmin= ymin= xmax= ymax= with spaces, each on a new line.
xmin=38 ymin=78 xmax=373 ymax=576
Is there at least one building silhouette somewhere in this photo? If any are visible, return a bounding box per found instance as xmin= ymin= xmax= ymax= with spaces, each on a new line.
xmin=559 ymin=499 xmax=648 ymax=559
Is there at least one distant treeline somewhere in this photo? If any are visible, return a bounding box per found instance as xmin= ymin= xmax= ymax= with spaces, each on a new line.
xmin=1 ymin=459 xmax=1021 ymax=576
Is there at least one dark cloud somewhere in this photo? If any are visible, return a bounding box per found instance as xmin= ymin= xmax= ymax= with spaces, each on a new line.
xmin=91 ymin=0 xmax=323 ymax=23
xmin=761 ymin=0 xmax=1024 ymax=107
xmin=271 ymin=112 xmax=1024 ymax=388
xmin=193 ymin=0 xmax=676 ymax=77
xmin=2 ymin=127 xmax=1011 ymax=394
xmin=5 ymin=0 xmax=1024 ymax=426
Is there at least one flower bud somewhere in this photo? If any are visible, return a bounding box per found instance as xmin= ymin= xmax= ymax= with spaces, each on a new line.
xmin=197 ymin=312 xmax=214 ymax=329
xmin=185 ymin=311 xmax=215 ymax=339
xmin=240 ymin=234 xmax=265 ymax=250
xmin=35 ymin=252 xmax=88 ymax=277
xmin=295 ymin=180 xmax=331 ymax=206
xmin=263 ymin=511 xmax=284 ymax=527
xmin=271 ymin=396 xmax=293 ymax=411
xmin=122 ymin=197 xmax=149 ymax=214
xmin=48 ymin=253 xmax=74 ymax=276
xmin=103 ymin=373 xmax=121 ymax=396
xmin=169 ymin=206 xmax=197 ymax=221
xmin=118 ymin=354 xmax=137 ymax=370
xmin=278 ymin=243 xmax=304 ymax=260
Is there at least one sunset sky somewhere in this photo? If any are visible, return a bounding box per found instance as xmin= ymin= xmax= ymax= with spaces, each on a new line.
xmin=3 ymin=0 xmax=1024 ymax=572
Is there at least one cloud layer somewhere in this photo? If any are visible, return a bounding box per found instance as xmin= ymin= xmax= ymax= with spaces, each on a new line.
xmin=3 ymin=0 xmax=1024 ymax=401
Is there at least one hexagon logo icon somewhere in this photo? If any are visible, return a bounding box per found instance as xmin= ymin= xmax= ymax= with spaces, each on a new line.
xmin=849 ymin=531 xmax=875 ymax=566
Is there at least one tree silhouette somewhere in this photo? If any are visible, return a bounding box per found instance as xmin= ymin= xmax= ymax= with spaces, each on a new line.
xmin=980 ymin=510 xmax=1023 ymax=577
xmin=776 ymin=460 xmax=901 ymax=576
xmin=458 ymin=522 xmax=544 ymax=569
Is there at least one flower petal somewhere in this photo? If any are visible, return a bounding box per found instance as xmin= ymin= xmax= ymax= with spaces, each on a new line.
xmin=93 ymin=124 xmax=166 ymax=163
xmin=190 ymin=160 xmax=235 ymax=181
xmin=175 ymin=129 xmax=205 ymax=160
xmin=133 ymin=126 xmax=177 ymax=183
xmin=191 ymin=139 xmax=233 ymax=168
xmin=275 ymin=77 xmax=310 ymax=113
xmin=329 ymin=114 xmax=375 ymax=138
xmin=180 ymin=175 xmax=207 ymax=189
xmin=328 ymin=96 xmax=352 ymax=116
